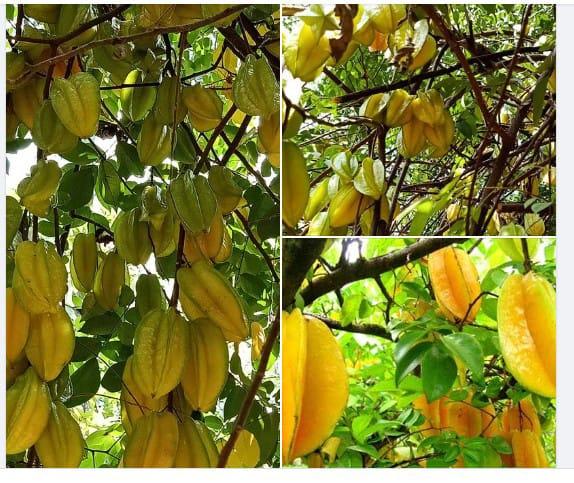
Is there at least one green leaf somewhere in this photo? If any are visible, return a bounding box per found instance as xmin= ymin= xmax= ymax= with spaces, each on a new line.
xmin=6 ymin=138 xmax=33 ymax=153
xmin=532 ymin=73 xmax=549 ymax=124
xmin=351 ymin=414 xmax=373 ymax=444
xmin=101 ymin=361 xmax=126 ymax=392
xmin=441 ymin=332 xmax=485 ymax=382
xmin=58 ymin=166 xmax=97 ymax=211
xmin=65 ymin=358 xmax=101 ymax=407
xmin=421 ymin=344 xmax=457 ymax=402
xmin=395 ymin=340 xmax=432 ymax=386
xmin=116 ymin=141 xmax=143 ymax=177
xmin=97 ymin=160 xmax=121 ymax=204
xmin=71 ymin=337 xmax=102 ymax=362
xmin=61 ymin=141 xmax=100 ymax=165
xmin=81 ymin=312 xmax=122 ymax=336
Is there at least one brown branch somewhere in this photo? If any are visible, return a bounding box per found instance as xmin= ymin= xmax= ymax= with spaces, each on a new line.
xmin=304 ymin=312 xmax=392 ymax=340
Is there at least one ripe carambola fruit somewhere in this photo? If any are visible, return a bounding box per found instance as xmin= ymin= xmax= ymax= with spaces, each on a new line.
xmin=121 ymin=356 xmax=167 ymax=434
xmin=32 ymin=100 xmax=78 ymax=154
xmin=251 ymin=322 xmax=265 ymax=363
xmin=500 ymin=399 xmax=541 ymax=438
xmin=214 ymin=225 xmax=233 ymax=263
xmin=6 ymin=288 xmax=30 ymax=363
xmin=497 ymin=272 xmax=556 ymax=398
xmin=225 ymin=429 xmax=260 ymax=468
xmin=398 ymin=118 xmax=427 ymax=158
xmin=174 ymin=419 xmax=219 ymax=468
xmin=425 ymin=112 xmax=455 ymax=159
xmin=304 ymin=178 xmax=329 ymax=221
xmin=182 ymin=85 xmax=223 ymax=132
xmin=283 ymin=23 xmax=331 ymax=82
xmin=383 ymin=89 xmax=413 ymax=127
xmin=232 ymin=54 xmax=279 ymax=117
xmin=70 ymin=233 xmax=98 ymax=292
xmin=408 ymin=36 xmax=437 ymax=72
xmin=177 ymin=261 xmax=249 ymax=342
xmin=169 ymin=172 xmax=217 ymax=235
xmin=183 ymin=210 xmax=225 ymax=262
xmin=12 ymin=77 xmax=44 ymax=129
xmin=114 ymin=207 xmax=153 ymax=266
xmin=123 ymin=412 xmax=179 ymax=468
xmin=411 ymin=90 xmax=445 ymax=126
xmin=135 ymin=274 xmax=166 ymax=318
xmin=509 ymin=430 xmax=549 ymax=467
xmin=35 ymin=402 xmax=85 ymax=467
xmin=17 ymin=159 xmax=63 ymax=217
xmin=207 ymin=166 xmax=242 ymax=215
xmin=25 ymin=306 xmax=75 ymax=382
xmin=7 ymin=355 xmax=30 ymax=387
xmin=93 ymin=251 xmax=125 ymax=311
xmin=180 ymin=319 xmax=228 ymax=412
xmin=12 ymin=241 xmax=67 ymax=315
xmin=6 ymin=367 xmax=51 ymax=454
xmin=132 ymin=308 xmax=189 ymax=399
xmin=282 ymin=141 xmax=309 ymax=228
xmin=149 ymin=210 xmax=177 ymax=258
xmin=50 ymin=72 xmax=101 ymax=138
xmin=121 ymin=70 xmax=157 ymax=122
xmin=137 ymin=114 xmax=173 ymax=166
xmin=328 ymin=184 xmax=374 ymax=228
xmin=153 ymin=77 xmax=187 ymax=126
xmin=282 ymin=310 xmax=349 ymax=464
xmin=428 ymin=246 xmax=482 ymax=323
xmin=258 ymin=111 xmax=280 ymax=168
xmin=369 ymin=4 xmax=406 ymax=34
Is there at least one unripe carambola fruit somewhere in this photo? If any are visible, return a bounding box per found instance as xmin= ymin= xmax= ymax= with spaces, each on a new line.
xmin=182 ymin=85 xmax=223 ymax=132
xmin=383 ymin=89 xmax=413 ymax=127
xmin=50 ymin=72 xmax=101 ymax=138
xmin=177 ymin=261 xmax=248 ymax=342
xmin=32 ymin=100 xmax=78 ymax=154
xmin=225 ymin=429 xmax=260 ymax=468
xmin=6 ymin=288 xmax=31 ymax=363
xmin=369 ymin=4 xmax=406 ymax=34
xmin=282 ymin=310 xmax=348 ymax=464
xmin=93 ymin=252 xmax=125 ymax=311
xmin=398 ymin=119 xmax=427 ymax=158
xmin=424 ymin=111 xmax=455 ymax=158
xmin=121 ymin=356 xmax=168 ymax=433
xmin=132 ymin=307 xmax=188 ymax=399
xmin=35 ymin=402 xmax=85 ymax=467
xmin=169 ymin=172 xmax=217 ymax=235
xmin=137 ymin=114 xmax=173 ymax=166
xmin=149 ymin=210 xmax=178 ymax=258
xmin=114 ymin=207 xmax=153 ymax=265
xmin=123 ymin=412 xmax=179 ymax=468
xmin=70 ymin=233 xmax=98 ymax=292
xmin=120 ymin=69 xmax=157 ymax=121
xmin=25 ymin=306 xmax=75 ymax=382
xmin=6 ymin=52 xmax=28 ymax=87
xmin=24 ymin=4 xmax=61 ymax=23
xmin=282 ymin=141 xmax=309 ymax=228
xmin=283 ymin=23 xmax=331 ymax=82
xmin=12 ymin=77 xmax=44 ymax=129
xmin=428 ymin=246 xmax=481 ymax=323
xmin=258 ymin=111 xmax=280 ymax=168
xmin=180 ymin=318 xmax=228 ymax=412
xmin=411 ymin=89 xmax=445 ymax=126
xmin=304 ymin=178 xmax=330 ymax=221
xmin=6 ymin=367 xmax=51 ymax=454
xmin=233 ymin=54 xmax=279 ymax=117
xmin=498 ymin=272 xmax=556 ymax=398
xmin=135 ymin=274 xmax=167 ymax=318
xmin=328 ymin=183 xmax=374 ymax=228
xmin=283 ymin=105 xmax=304 ymax=139
xmin=174 ymin=418 xmax=219 ymax=468
xmin=12 ymin=241 xmax=67 ymax=315
xmin=153 ymin=77 xmax=187 ymax=125
xmin=207 ymin=166 xmax=242 ymax=215
xmin=524 ymin=213 xmax=545 ymax=236
xmin=17 ymin=159 xmax=63 ymax=217
xmin=140 ymin=185 xmax=169 ymax=230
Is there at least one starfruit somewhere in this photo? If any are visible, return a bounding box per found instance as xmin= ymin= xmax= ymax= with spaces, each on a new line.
xmin=500 ymin=399 xmax=541 ymax=438
xmin=6 ymin=287 xmax=31 ymax=363
xmin=498 ymin=272 xmax=556 ymax=398
xmin=359 ymin=93 xmax=385 ymax=122
xmin=207 ymin=166 xmax=242 ymax=215
xmin=177 ymin=261 xmax=248 ymax=342
xmin=93 ymin=251 xmax=125 ymax=311
xmin=25 ymin=306 xmax=75 ymax=382
xmin=32 ymin=100 xmax=78 ymax=154
xmin=12 ymin=77 xmax=44 ymax=129
xmin=353 ymin=5 xmax=376 ymax=46
xmin=114 ymin=208 xmax=153 ymax=266
xmin=258 ymin=111 xmax=280 ymax=168
xmin=201 ymin=4 xmax=241 ymax=27
xmin=135 ymin=274 xmax=166 ymax=318
xmin=225 ymin=429 xmax=260 ymax=468
xmin=132 ymin=307 xmax=188 ymax=399
xmin=174 ymin=418 xmax=219 ymax=468
xmin=121 ymin=70 xmax=157 ymax=121
xmin=283 ymin=105 xmax=304 ymax=139
xmin=153 ymin=77 xmax=187 ymax=125
xmin=369 ymin=4 xmax=406 ymax=34
xmin=304 ymin=179 xmax=330 ymax=221
xmin=17 ymin=159 xmax=62 ymax=217
xmin=137 ymin=114 xmax=173 ymax=166
xmin=12 ymin=241 xmax=67 ymax=315
xmin=214 ymin=225 xmax=233 ymax=263
xmin=398 ymin=119 xmax=427 ymax=158
xmin=411 ymin=90 xmax=445 ymax=126
xmin=140 ymin=185 xmax=169 ymax=229
xmin=123 ymin=412 xmax=179 ymax=468
xmin=383 ymin=89 xmax=413 ymax=127
xmin=6 ymin=367 xmax=51 ymax=454
xmin=283 ymin=23 xmax=331 ymax=82
xmin=35 ymin=402 xmax=85 ymax=467
xmin=180 ymin=318 xmax=228 ymax=411
xmin=169 ymin=172 xmax=217 ymax=235
xmin=283 ymin=141 xmax=310 ymax=228
xmin=251 ymin=322 xmax=265 ymax=363
xmin=353 ymin=157 xmax=386 ymax=199
xmin=424 ymin=112 xmax=455 ymax=158
xmin=524 ymin=213 xmax=545 ymax=236
xmin=121 ymin=356 xmax=168 ymax=433
xmin=232 ymin=54 xmax=279 ymax=117
xmin=56 ymin=5 xmax=97 ymax=48
xmin=149 ymin=210 xmax=178 ymax=258
xmin=7 ymin=354 xmax=30 ymax=388
xmin=6 ymin=52 xmax=28 ymax=87
xmin=182 ymin=85 xmax=223 ymax=132
xmin=509 ymin=430 xmax=549 ymax=467
xmin=70 ymin=233 xmax=98 ymax=293
xmin=409 ymin=35 xmax=437 ymax=71
xmin=328 ymin=183 xmax=374 ymax=228
xmin=184 ymin=209 xmax=225 ymax=261
xmin=50 ymin=72 xmax=100 ymax=138
xmin=24 ymin=4 xmax=61 ymax=23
